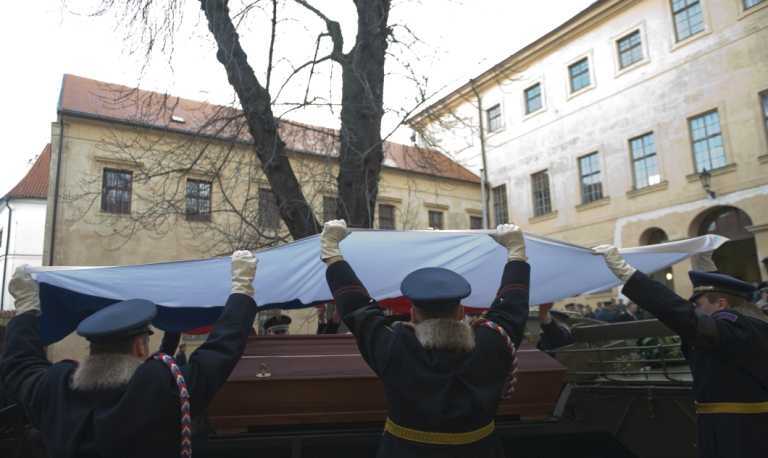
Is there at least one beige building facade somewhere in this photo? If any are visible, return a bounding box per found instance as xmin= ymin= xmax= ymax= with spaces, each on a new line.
xmin=43 ymin=75 xmax=481 ymax=359
xmin=411 ymin=0 xmax=768 ymax=300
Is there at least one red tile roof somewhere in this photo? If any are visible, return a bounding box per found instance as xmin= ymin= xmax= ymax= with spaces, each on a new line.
xmin=58 ymin=74 xmax=479 ymax=183
xmin=4 ymin=144 xmax=51 ymax=200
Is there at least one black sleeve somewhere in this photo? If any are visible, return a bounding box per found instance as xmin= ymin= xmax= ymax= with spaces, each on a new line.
xmin=0 ymin=312 xmax=51 ymax=427
xmin=621 ymin=271 xmax=746 ymax=352
xmin=326 ymin=261 xmax=394 ymax=376
xmin=537 ymin=320 xmax=575 ymax=351
xmin=182 ymin=293 xmax=257 ymax=416
xmin=159 ymin=332 xmax=181 ymax=355
xmin=483 ymin=261 xmax=531 ymax=347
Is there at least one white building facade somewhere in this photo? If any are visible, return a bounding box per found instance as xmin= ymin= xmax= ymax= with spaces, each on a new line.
xmin=1 ymin=145 xmax=50 ymax=310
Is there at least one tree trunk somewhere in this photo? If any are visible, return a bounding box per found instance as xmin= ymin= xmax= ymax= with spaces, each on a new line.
xmin=200 ymin=0 xmax=320 ymax=239
xmin=336 ymin=0 xmax=391 ymax=228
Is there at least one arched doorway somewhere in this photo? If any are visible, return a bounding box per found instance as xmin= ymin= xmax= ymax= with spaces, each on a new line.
xmin=640 ymin=227 xmax=675 ymax=290
xmin=691 ymin=206 xmax=760 ymax=282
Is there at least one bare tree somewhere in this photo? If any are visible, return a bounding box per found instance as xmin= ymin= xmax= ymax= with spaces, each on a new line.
xmin=81 ymin=0 xmax=415 ymax=241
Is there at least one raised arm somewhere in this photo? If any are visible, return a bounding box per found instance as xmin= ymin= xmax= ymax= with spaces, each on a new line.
xmin=322 ymin=220 xmax=394 ymax=375
xmin=593 ymin=245 xmax=748 ymax=352
xmin=181 ymin=251 xmax=258 ymax=415
xmin=0 ymin=266 xmax=51 ymax=426
xmin=484 ymin=224 xmax=531 ymax=347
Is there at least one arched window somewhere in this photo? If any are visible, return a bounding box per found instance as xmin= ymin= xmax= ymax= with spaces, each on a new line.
xmin=693 ymin=206 xmax=760 ymax=283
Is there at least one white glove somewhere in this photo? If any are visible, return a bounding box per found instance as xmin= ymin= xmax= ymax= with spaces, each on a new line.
xmin=691 ymin=251 xmax=717 ymax=272
xmin=491 ymin=224 xmax=527 ymax=261
xmin=593 ymin=245 xmax=636 ymax=283
xmin=9 ymin=265 xmax=41 ymax=315
xmin=231 ymin=250 xmax=258 ymax=296
xmin=320 ymin=219 xmax=350 ymax=263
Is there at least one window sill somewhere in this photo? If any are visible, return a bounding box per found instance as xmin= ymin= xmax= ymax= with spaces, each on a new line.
xmin=670 ymin=29 xmax=711 ymax=53
xmin=626 ymin=180 xmax=669 ymax=199
xmin=615 ymin=57 xmax=650 ymax=78
xmin=528 ymin=210 xmax=558 ymax=224
xmin=98 ymin=210 xmax=131 ymax=217
xmin=522 ymin=107 xmax=546 ymax=122
xmin=566 ymin=84 xmax=595 ymax=101
xmin=738 ymin=2 xmax=768 ymax=20
xmin=186 ymin=217 xmax=212 ymax=223
xmin=758 ymin=154 xmax=768 ymax=164
xmin=576 ymin=196 xmax=610 ymax=212
xmin=685 ymin=163 xmax=737 ymax=183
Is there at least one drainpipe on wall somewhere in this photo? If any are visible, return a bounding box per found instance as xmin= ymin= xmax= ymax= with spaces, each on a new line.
xmin=48 ymin=119 xmax=65 ymax=266
xmin=1 ymin=200 xmax=13 ymax=311
xmin=469 ymin=79 xmax=491 ymax=229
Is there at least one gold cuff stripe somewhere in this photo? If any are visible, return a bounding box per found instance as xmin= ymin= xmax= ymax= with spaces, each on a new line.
xmin=696 ymin=401 xmax=768 ymax=414
xmin=384 ymin=418 xmax=495 ymax=445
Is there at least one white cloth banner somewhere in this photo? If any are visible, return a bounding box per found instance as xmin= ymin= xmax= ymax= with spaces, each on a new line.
xmin=30 ymin=231 xmax=727 ymax=309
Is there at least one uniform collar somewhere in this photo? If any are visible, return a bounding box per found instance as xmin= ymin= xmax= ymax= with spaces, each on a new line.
xmin=412 ymin=319 xmax=475 ymax=352
xmin=71 ymin=354 xmax=143 ymax=391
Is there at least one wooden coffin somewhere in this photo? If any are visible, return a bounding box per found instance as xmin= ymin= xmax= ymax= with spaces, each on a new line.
xmin=208 ymin=334 xmax=566 ymax=431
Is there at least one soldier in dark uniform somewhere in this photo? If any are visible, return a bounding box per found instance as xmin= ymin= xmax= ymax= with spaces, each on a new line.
xmin=595 ymin=245 xmax=768 ymax=458
xmin=0 ymin=250 xmax=259 ymax=458
xmin=320 ymin=220 xmax=529 ymax=458
xmin=263 ymin=314 xmax=292 ymax=335
xmin=536 ymin=303 xmax=575 ymax=352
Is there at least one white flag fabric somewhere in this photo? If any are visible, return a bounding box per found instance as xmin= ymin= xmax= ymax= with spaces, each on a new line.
xmin=27 ymin=231 xmax=725 ymax=342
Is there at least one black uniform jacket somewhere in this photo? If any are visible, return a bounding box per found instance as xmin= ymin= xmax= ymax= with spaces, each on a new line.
xmin=0 ymin=293 xmax=257 ymax=458
xmin=623 ymin=271 xmax=768 ymax=458
xmin=326 ymin=260 xmax=530 ymax=458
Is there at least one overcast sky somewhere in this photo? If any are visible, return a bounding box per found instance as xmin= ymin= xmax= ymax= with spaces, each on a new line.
xmin=0 ymin=0 xmax=594 ymax=196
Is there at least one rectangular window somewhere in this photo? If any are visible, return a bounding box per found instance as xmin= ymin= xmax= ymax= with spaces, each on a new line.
xmin=322 ymin=196 xmax=337 ymax=222
xmin=524 ymin=83 xmax=542 ymax=114
xmin=568 ymin=58 xmax=591 ymax=93
xmin=185 ymin=179 xmax=212 ymax=221
xmin=101 ymin=168 xmax=132 ymax=214
xmin=744 ymin=0 xmax=765 ymax=9
xmin=469 ymin=215 xmax=483 ymax=230
xmin=492 ymin=184 xmax=509 ymax=225
xmin=428 ymin=210 xmax=444 ymax=230
xmin=531 ymin=170 xmax=552 ymax=217
xmin=689 ymin=110 xmax=726 ymax=173
xmin=617 ymin=30 xmax=643 ymax=69
xmin=258 ymin=188 xmax=280 ymax=229
xmin=671 ymin=0 xmax=704 ymax=42
xmin=578 ymin=153 xmax=604 ymax=204
xmin=630 ymin=133 xmax=661 ymax=189
xmin=378 ymin=204 xmax=396 ymax=230
xmin=486 ymin=104 xmax=503 ymax=133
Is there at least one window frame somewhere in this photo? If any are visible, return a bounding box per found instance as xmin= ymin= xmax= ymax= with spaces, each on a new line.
xmin=100 ymin=168 xmax=133 ymax=215
xmin=578 ymin=152 xmax=604 ymax=205
xmin=617 ymin=30 xmax=644 ymax=70
xmin=378 ymin=203 xmax=396 ymax=230
xmin=428 ymin=210 xmax=444 ymax=230
xmin=670 ymin=0 xmax=706 ymax=43
xmin=523 ymin=82 xmax=544 ymax=115
xmin=486 ymin=103 xmax=504 ymax=134
xmin=531 ymin=170 xmax=553 ymax=217
xmin=492 ymin=184 xmax=509 ymax=225
xmin=258 ymin=187 xmax=281 ymax=230
xmin=743 ymin=0 xmax=766 ymax=10
xmin=568 ymin=57 xmax=592 ymax=94
xmin=688 ymin=109 xmax=727 ymax=173
xmin=185 ymin=178 xmax=213 ymax=222
xmin=629 ymin=132 xmax=662 ymax=190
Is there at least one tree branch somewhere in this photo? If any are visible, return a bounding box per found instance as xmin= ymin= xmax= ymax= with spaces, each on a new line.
xmin=293 ymin=0 xmax=344 ymax=61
